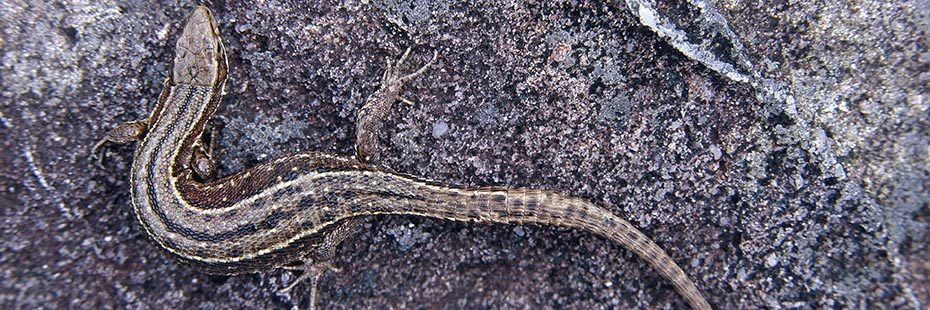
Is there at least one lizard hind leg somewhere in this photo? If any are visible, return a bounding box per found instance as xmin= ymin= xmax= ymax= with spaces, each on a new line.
xmin=278 ymin=219 xmax=362 ymax=309
xmin=355 ymin=46 xmax=439 ymax=163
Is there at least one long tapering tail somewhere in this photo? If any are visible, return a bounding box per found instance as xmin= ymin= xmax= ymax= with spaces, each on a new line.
xmin=365 ymin=177 xmax=710 ymax=309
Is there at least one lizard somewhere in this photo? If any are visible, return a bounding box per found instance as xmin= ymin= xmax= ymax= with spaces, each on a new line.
xmin=92 ymin=6 xmax=711 ymax=310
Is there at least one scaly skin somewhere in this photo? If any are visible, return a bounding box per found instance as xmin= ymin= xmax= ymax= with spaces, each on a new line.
xmin=95 ymin=6 xmax=710 ymax=310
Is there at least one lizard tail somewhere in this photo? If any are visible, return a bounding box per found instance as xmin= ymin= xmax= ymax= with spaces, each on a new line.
xmin=386 ymin=185 xmax=711 ymax=310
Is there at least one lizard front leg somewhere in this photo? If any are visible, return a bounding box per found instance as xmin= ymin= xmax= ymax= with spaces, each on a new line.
xmin=91 ymin=118 xmax=150 ymax=167
xmin=92 ymin=78 xmax=173 ymax=168
xmin=92 ymin=114 xmax=219 ymax=182
xmin=189 ymin=122 xmax=219 ymax=181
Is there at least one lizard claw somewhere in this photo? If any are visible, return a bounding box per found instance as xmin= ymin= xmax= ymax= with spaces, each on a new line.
xmin=90 ymin=139 xmax=110 ymax=169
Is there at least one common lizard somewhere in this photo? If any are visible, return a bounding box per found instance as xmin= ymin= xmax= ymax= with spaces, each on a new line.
xmin=93 ymin=6 xmax=711 ymax=310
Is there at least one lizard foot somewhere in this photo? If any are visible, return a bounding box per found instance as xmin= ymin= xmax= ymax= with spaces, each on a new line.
xmin=380 ymin=46 xmax=439 ymax=101
xmin=279 ymin=259 xmax=341 ymax=310
xmin=278 ymin=219 xmax=360 ymax=309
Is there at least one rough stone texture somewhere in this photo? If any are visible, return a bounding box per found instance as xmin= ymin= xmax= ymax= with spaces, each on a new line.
xmin=1 ymin=0 xmax=927 ymax=308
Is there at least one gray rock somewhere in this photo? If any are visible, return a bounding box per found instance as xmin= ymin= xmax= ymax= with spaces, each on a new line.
xmin=1 ymin=0 xmax=926 ymax=308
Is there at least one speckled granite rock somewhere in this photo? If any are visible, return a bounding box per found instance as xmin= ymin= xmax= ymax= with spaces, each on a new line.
xmin=1 ymin=0 xmax=926 ymax=308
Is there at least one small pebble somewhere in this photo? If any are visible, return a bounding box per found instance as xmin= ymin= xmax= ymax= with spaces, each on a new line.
xmin=765 ymin=253 xmax=779 ymax=268
xmin=431 ymin=121 xmax=448 ymax=138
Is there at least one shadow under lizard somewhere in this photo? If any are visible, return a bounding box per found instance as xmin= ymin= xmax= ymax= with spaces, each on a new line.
xmin=93 ymin=6 xmax=711 ymax=310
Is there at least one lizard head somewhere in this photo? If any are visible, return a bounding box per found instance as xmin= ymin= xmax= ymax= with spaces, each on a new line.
xmin=172 ymin=6 xmax=228 ymax=89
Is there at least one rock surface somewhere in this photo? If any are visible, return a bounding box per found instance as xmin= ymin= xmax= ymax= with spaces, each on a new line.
xmin=1 ymin=0 xmax=927 ymax=308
